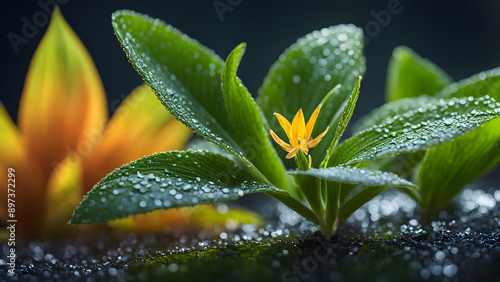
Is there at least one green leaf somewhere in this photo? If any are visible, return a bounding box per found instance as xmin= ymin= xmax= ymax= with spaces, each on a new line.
xmin=322 ymin=76 xmax=362 ymax=167
xmin=187 ymin=138 xmax=241 ymax=163
xmin=289 ymin=166 xmax=418 ymax=224
xmin=353 ymin=95 xmax=438 ymax=133
xmin=257 ymin=25 xmax=366 ymax=166
xmin=417 ymin=68 xmax=500 ymax=215
xmin=222 ymin=43 xmax=289 ymax=190
xmin=328 ymin=96 xmax=500 ymax=166
xmin=337 ymin=186 xmax=387 ymax=224
xmin=386 ymin=46 xmax=452 ymax=102
xmin=70 ymin=150 xmax=280 ymax=224
xmin=112 ymin=11 xmax=262 ymax=179
xmin=292 ymin=150 xmax=323 ymax=216
xmin=438 ymin=67 xmax=500 ymax=100
xmin=289 ymin=167 xmax=417 ymax=188
xmin=418 ymin=118 xmax=500 ymax=215
xmin=266 ymin=191 xmax=319 ymax=224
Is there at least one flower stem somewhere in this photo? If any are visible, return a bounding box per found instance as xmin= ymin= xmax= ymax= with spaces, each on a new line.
xmin=294 ymin=150 xmax=324 ymax=216
xmin=325 ymin=181 xmax=341 ymax=235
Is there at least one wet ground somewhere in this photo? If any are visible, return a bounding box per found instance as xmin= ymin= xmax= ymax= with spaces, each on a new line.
xmin=1 ymin=180 xmax=499 ymax=281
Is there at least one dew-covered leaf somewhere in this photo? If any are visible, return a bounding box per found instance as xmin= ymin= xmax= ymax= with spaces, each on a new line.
xmin=70 ymin=150 xmax=280 ymax=224
xmin=328 ymin=96 xmax=500 ymax=166
xmin=187 ymin=138 xmax=240 ymax=163
xmin=223 ymin=43 xmax=289 ymax=190
xmin=353 ymin=95 xmax=438 ymax=133
xmin=417 ymin=118 xmax=500 ymax=215
xmin=289 ymin=167 xmax=416 ymax=188
xmin=322 ymin=76 xmax=361 ymax=167
xmin=438 ymin=67 xmax=500 ymax=100
xmin=386 ymin=46 xmax=452 ymax=102
xmin=257 ymin=25 xmax=366 ymax=166
xmin=112 ymin=11 xmax=260 ymax=176
xmin=417 ymin=68 xmax=500 ymax=215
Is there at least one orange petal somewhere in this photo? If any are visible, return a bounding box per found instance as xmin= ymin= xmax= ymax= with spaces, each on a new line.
xmin=305 ymin=104 xmax=322 ymax=140
xmin=0 ymin=102 xmax=23 ymax=222
xmin=307 ymin=126 xmax=330 ymax=148
xmin=82 ymin=85 xmax=192 ymax=191
xmin=44 ymin=154 xmax=83 ymax=237
xmin=274 ymin=113 xmax=293 ymax=141
xmin=0 ymin=102 xmax=24 ymax=177
xmin=286 ymin=146 xmax=301 ymax=159
xmin=0 ymin=102 xmax=46 ymax=238
xmin=291 ymin=109 xmax=306 ymax=147
xmin=269 ymin=129 xmax=293 ymax=152
xmin=18 ymin=7 xmax=107 ymax=184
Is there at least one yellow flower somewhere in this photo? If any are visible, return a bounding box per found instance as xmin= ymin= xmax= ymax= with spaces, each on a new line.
xmin=0 ymin=8 xmax=193 ymax=239
xmin=269 ymin=104 xmax=329 ymax=164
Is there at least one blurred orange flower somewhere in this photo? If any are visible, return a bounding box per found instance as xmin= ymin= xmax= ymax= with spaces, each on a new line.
xmin=0 ymin=8 xmax=195 ymax=239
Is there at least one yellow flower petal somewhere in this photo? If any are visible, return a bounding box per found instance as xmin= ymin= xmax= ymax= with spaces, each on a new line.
xmin=273 ymin=113 xmax=293 ymax=141
xmin=291 ymin=109 xmax=306 ymax=147
xmin=44 ymin=154 xmax=83 ymax=237
xmin=307 ymin=126 xmax=330 ymax=148
xmin=82 ymin=85 xmax=192 ymax=191
xmin=305 ymin=104 xmax=322 ymax=140
xmin=269 ymin=129 xmax=293 ymax=152
xmin=17 ymin=7 xmax=107 ymax=184
xmin=286 ymin=146 xmax=301 ymax=159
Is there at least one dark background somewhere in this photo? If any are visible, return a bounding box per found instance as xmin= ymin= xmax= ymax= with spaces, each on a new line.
xmin=1 ymin=0 xmax=499 ymax=181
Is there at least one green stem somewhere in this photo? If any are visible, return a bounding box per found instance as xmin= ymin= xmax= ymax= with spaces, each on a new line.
xmin=294 ymin=150 xmax=324 ymax=216
xmin=325 ymin=181 xmax=341 ymax=234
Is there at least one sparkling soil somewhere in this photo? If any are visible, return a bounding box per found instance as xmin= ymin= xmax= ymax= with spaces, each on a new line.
xmin=1 ymin=181 xmax=499 ymax=282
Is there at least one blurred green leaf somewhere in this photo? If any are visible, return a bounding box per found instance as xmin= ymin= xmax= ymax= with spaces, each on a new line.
xmin=257 ymin=25 xmax=366 ymax=166
xmin=70 ymin=150 xmax=281 ymax=224
xmin=386 ymin=46 xmax=452 ymax=102
xmin=222 ymin=43 xmax=289 ymax=190
xmin=328 ymin=96 xmax=500 ymax=166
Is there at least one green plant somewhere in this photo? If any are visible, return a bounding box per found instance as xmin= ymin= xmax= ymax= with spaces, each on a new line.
xmin=70 ymin=11 xmax=500 ymax=237
xmin=355 ymin=46 xmax=500 ymax=218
